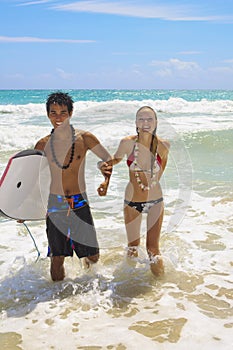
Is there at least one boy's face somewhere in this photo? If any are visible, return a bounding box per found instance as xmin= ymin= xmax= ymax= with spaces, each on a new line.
xmin=48 ymin=103 xmax=72 ymax=129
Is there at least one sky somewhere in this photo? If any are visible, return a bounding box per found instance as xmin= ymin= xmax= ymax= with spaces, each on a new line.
xmin=1 ymin=0 xmax=233 ymax=90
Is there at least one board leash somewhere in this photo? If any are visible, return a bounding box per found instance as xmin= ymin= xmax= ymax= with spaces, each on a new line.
xmin=23 ymin=222 xmax=40 ymax=261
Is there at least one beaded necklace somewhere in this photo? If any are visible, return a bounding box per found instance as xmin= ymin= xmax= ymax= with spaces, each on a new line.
xmin=133 ymin=137 xmax=160 ymax=191
xmin=50 ymin=124 xmax=75 ymax=169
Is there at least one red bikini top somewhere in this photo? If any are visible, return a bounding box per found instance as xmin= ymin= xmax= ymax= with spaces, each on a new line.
xmin=127 ymin=149 xmax=162 ymax=167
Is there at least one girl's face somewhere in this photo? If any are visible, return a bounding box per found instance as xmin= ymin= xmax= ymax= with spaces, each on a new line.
xmin=136 ymin=107 xmax=157 ymax=134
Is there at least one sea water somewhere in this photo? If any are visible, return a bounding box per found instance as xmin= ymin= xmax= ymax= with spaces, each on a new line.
xmin=0 ymin=90 xmax=233 ymax=350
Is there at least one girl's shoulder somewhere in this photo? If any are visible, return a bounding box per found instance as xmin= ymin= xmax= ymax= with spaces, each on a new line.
xmin=120 ymin=134 xmax=137 ymax=148
xmin=158 ymin=136 xmax=170 ymax=147
xmin=114 ymin=135 xmax=136 ymax=158
xmin=157 ymin=137 xmax=170 ymax=156
xmin=121 ymin=134 xmax=137 ymax=142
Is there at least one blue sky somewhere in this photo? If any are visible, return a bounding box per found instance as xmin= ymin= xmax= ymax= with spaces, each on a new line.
xmin=1 ymin=0 xmax=233 ymax=89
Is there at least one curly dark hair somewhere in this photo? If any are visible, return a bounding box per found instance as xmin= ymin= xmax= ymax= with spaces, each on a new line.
xmin=46 ymin=91 xmax=74 ymax=115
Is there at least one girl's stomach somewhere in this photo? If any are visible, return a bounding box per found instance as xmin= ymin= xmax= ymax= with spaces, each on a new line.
xmin=124 ymin=178 xmax=163 ymax=202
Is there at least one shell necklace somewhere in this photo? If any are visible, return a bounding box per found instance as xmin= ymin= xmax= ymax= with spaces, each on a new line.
xmin=50 ymin=124 xmax=75 ymax=169
xmin=133 ymin=137 xmax=160 ymax=191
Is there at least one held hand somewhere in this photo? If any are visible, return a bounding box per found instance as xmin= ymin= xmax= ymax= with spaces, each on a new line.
xmin=97 ymin=160 xmax=112 ymax=196
xmin=97 ymin=181 xmax=109 ymax=196
xmin=98 ymin=161 xmax=112 ymax=177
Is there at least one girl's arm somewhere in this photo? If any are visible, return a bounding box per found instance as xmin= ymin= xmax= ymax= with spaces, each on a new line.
xmin=157 ymin=138 xmax=170 ymax=180
xmin=97 ymin=156 xmax=123 ymax=196
xmin=97 ymin=138 xmax=129 ymax=196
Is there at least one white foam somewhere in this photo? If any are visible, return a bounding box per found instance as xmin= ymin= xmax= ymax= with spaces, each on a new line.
xmin=1 ymin=96 xmax=233 ymax=349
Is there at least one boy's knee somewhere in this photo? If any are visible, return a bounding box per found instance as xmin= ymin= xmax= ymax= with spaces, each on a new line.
xmin=87 ymin=253 xmax=99 ymax=264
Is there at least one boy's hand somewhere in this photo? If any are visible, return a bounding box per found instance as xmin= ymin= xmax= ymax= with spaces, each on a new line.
xmin=97 ymin=181 xmax=109 ymax=196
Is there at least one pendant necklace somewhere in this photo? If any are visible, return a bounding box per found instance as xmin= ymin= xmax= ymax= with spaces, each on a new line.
xmin=133 ymin=137 xmax=160 ymax=191
xmin=50 ymin=124 xmax=75 ymax=169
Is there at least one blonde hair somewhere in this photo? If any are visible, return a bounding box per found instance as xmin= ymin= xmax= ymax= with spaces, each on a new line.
xmin=136 ymin=106 xmax=158 ymax=176
xmin=136 ymin=106 xmax=157 ymax=120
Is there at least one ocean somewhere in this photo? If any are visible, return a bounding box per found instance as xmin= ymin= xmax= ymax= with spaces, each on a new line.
xmin=0 ymin=89 xmax=233 ymax=350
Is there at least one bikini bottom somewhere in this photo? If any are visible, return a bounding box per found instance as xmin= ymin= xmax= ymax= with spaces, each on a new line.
xmin=124 ymin=197 xmax=163 ymax=214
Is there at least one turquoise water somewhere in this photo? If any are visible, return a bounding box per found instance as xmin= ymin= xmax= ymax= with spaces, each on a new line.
xmin=0 ymin=90 xmax=233 ymax=350
xmin=1 ymin=89 xmax=233 ymax=104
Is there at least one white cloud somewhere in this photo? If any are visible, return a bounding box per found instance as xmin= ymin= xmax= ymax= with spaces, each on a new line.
xmin=17 ymin=0 xmax=52 ymax=6
xmin=150 ymin=58 xmax=201 ymax=78
xmin=52 ymin=1 xmax=233 ymax=22
xmin=178 ymin=51 xmax=202 ymax=55
xmin=209 ymin=66 xmax=233 ymax=75
xmin=5 ymin=73 xmax=24 ymax=79
xmin=132 ymin=64 xmax=143 ymax=77
xmin=56 ymin=68 xmax=75 ymax=80
xmin=223 ymin=59 xmax=233 ymax=65
xmin=208 ymin=67 xmax=233 ymax=76
xmin=169 ymin=58 xmax=200 ymax=71
xmin=0 ymin=36 xmax=95 ymax=43
xmin=207 ymin=59 xmax=233 ymax=75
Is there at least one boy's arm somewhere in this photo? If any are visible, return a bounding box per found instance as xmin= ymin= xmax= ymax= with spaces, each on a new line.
xmin=82 ymin=131 xmax=114 ymax=196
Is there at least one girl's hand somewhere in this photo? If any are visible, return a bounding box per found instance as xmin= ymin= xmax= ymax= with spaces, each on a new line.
xmin=97 ymin=161 xmax=112 ymax=177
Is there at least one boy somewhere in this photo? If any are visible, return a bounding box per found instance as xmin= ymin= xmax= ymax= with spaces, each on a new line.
xmin=35 ymin=91 xmax=111 ymax=281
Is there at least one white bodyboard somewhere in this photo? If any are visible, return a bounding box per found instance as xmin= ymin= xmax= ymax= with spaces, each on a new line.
xmin=0 ymin=150 xmax=51 ymax=220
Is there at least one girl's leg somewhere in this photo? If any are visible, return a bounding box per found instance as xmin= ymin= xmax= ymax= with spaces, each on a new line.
xmin=146 ymin=202 xmax=164 ymax=276
xmin=124 ymin=205 xmax=142 ymax=257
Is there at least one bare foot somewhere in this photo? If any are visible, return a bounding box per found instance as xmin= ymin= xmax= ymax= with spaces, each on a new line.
xmin=150 ymin=255 xmax=164 ymax=277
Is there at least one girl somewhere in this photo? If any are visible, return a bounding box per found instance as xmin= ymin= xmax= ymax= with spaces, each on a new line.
xmin=98 ymin=106 xmax=170 ymax=276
